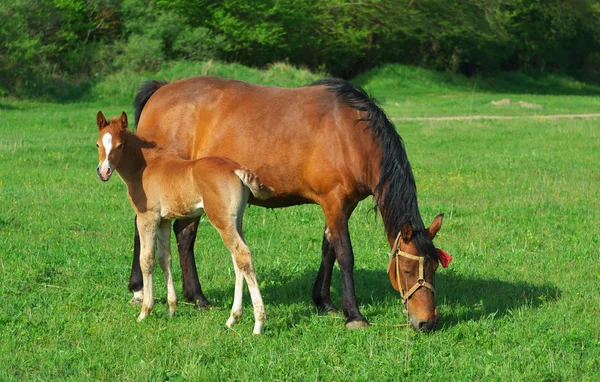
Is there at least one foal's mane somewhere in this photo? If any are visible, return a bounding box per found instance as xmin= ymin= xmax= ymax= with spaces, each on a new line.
xmin=310 ymin=78 xmax=437 ymax=259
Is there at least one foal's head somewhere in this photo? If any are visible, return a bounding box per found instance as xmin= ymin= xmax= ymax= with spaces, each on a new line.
xmin=95 ymin=111 xmax=128 ymax=182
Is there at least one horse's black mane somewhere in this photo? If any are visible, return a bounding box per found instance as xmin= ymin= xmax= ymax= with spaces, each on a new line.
xmin=310 ymin=78 xmax=437 ymax=259
xmin=134 ymin=80 xmax=168 ymax=127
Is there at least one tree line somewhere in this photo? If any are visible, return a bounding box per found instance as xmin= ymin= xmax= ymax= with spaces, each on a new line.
xmin=1 ymin=0 xmax=599 ymax=98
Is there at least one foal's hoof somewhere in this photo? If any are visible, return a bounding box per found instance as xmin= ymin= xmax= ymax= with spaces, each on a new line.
xmin=345 ymin=320 xmax=369 ymax=329
xmin=130 ymin=297 xmax=143 ymax=305
xmin=130 ymin=290 xmax=143 ymax=305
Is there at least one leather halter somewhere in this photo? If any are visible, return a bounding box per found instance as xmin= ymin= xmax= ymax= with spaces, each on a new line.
xmin=387 ymin=232 xmax=435 ymax=304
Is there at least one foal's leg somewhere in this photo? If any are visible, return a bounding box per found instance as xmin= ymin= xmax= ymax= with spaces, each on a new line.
xmin=173 ymin=218 xmax=210 ymax=308
xmin=205 ymin=186 xmax=265 ymax=334
xmin=227 ymin=237 xmax=265 ymax=334
xmin=312 ymin=225 xmax=338 ymax=314
xmin=136 ymin=215 xmax=159 ymax=322
xmin=225 ymin=251 xmax=245 ymax=329
xmin=157 ymin=219 xmax=177 ymax=317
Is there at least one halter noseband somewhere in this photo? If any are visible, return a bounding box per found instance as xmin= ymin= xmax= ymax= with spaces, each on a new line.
xmin=387 ymin=232 xmax=435 ymax=305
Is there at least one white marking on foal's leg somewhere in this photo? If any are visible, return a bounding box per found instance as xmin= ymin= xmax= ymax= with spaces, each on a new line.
xmin=157 ymin=220 xmax=177 ymax=318
xmin=245 ymin=271 xmax=265 ymax=335
xmin=226 ymin=253 xmax=244 ymax=329
xmin=232 ymin=244 xmax=265 ymax=335
xmin=130 ymin=290 xmax=144 ymax=304
xmin=137 ymin=220 xmax=156 ymax=322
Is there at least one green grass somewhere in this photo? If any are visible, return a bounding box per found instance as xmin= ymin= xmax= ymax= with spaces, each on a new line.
xmin=1 ymin=65 xmax=600 ymax=380
xmin=355 ymin=64 xmax=600 ymax=118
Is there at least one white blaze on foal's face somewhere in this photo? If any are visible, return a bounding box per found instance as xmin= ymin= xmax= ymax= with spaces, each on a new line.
xmin=96 ymin=131 xmax=123 ymax=181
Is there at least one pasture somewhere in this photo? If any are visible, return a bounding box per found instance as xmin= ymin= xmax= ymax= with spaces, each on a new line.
xmin=1 ymin=68 xmax=599 ymax=380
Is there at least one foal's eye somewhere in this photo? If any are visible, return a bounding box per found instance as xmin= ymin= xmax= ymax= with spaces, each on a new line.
xmin=96 ymin=143 xmax=99 ymax=148
xmin=117 ymin=143 xmax=123 ymax=149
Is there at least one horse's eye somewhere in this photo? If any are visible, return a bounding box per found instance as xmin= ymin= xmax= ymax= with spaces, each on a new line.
xmin=96 ymin=143 xmax=99 ymax=148
xmin=117 ymin=143 xmax=123 ymax=149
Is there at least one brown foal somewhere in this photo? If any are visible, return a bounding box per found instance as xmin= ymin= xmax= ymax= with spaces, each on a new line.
xmin=95 ymin=111 xmax=273 ymax=334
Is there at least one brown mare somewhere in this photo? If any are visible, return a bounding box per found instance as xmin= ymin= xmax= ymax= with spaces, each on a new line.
xmin=130 ymin=77 xmax=446 ymax=332
xmin=95 ymin=111 xmax=274 ymax=334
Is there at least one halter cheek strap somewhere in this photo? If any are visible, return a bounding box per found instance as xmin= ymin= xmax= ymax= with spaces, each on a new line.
xmin=387 ymin=233 xmax=435 ymax=304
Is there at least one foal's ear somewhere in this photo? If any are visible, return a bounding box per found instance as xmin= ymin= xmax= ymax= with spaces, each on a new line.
xmin=427 ymin=213 xmax=444 ymax=239
xmin=120 ymin=112 xmax=128 ymax=129
xmin=400 ymin=223 xmax=413 ymax=242
xmin=97 ymin=111 xmax=109 ymax=130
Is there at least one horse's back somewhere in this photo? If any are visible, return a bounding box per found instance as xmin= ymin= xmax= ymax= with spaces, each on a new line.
xmin=137 ymin=76 xmax=376 ymax=207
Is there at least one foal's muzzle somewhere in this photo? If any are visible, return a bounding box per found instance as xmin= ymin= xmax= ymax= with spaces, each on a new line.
xmin=97 ymin=165 xmax=112 ymax=182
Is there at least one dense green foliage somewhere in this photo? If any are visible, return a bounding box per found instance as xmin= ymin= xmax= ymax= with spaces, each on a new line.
xmin=2 ymin=0 xmax=600 ymax=99
xmin=1 ymin=65 xmax=599 ymax=380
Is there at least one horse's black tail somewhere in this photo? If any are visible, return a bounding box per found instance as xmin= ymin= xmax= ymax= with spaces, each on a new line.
xmin=133 ymin=80 xmax=168 ymax=127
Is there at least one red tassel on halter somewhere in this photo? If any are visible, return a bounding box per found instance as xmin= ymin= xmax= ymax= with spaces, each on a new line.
xmin=436 ymin=248 xmax=453 ymax=268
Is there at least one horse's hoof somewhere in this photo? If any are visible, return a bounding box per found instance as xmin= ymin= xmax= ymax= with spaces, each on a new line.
xmin=345 ymin=320 xmax=369 ymax=329
xmin=192 ymin=299 xmax=212 ymax=310
xmin=317 ymin=305 xmax=338 ymax=315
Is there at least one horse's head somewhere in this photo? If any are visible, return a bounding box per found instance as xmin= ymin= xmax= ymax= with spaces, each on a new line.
xmin=95 ymin=111 xmax=128 ymax=182
xmin=388 ymin=214 xmax=445 ymax=332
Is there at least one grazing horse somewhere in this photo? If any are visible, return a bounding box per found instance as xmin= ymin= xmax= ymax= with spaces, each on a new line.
xmin=131 ymin=77 xmax=446 ymax=332
xmin=95 ymin=111 xmax=274 ymax=334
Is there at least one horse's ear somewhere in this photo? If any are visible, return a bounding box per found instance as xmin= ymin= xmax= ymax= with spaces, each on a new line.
xmin=427 ymin=213 xmax=444 ymax=239
xmin=97 ymin=111 xmax=109 ymax=130
xmin=400 ymin=223 xmax=413 ymax=242
xmin=120 ymin=112 xmax=128 ymax=129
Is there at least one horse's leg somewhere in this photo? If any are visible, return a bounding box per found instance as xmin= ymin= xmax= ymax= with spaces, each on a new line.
xmin=173 ymin=218 xmax=210 ymax=308
xmin=312 ymin=225 xmax=338 ymax=314
xmin=128 ymin=216 xmax=143 ymax=303
xmin=136 ymin=215 xmax=159 ymax=322
xmin=321 ymin=200 xmax=367 ymax=328
xmin=157 ymin=219 xmax=177 ymax=318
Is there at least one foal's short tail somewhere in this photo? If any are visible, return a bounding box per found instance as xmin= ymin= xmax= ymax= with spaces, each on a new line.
xmin=234 ymin=169 xmax=275 ymax=200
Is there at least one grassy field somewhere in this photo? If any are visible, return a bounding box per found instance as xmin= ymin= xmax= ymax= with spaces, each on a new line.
xmin=1 ymin=65 xmax=599 ymax=380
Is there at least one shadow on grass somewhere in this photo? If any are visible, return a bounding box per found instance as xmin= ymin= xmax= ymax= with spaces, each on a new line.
xmin=237 ymin=266 xmax=562 ymax=329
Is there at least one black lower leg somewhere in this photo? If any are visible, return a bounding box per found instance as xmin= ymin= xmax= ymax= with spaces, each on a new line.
xmin=312 ymin=228 xmax=337 ymax=313
xmin=128 ymin=216 xmax=143 ymax=293
xmin=174 ymin=218 xmax=210 ymax=308
xmin=331 ymin=223 xmax=367 ymax=325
